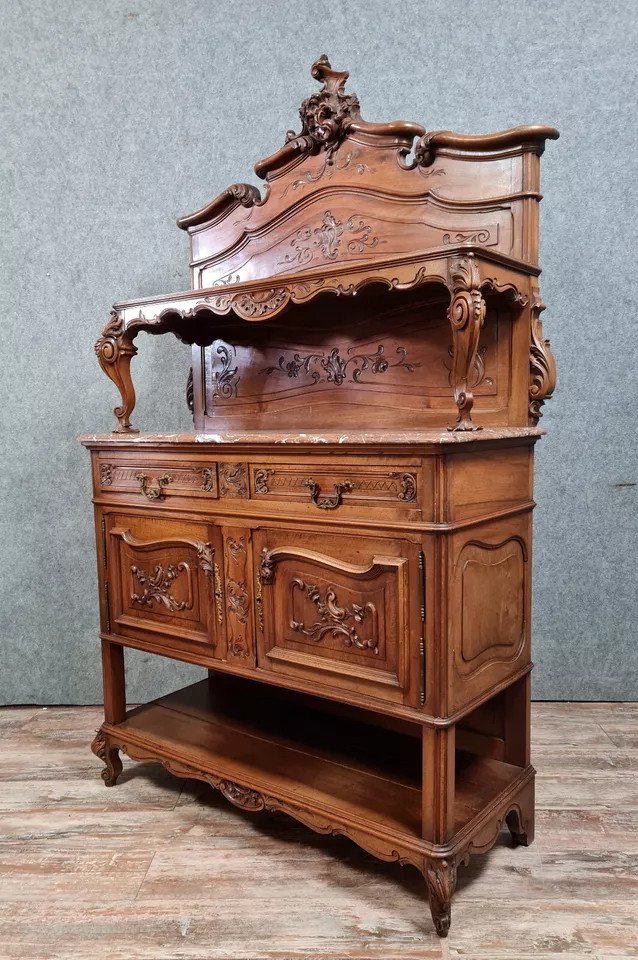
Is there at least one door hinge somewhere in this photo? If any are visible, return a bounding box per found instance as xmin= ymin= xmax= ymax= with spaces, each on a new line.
xmin=418 ymin=550 xmax=426 ymax=706
xmin=104 ymin=581 xmax=111 ymax=633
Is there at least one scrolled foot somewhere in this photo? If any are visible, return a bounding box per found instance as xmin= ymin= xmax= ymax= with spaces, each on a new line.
xmin=91 ymin=731 xmax=123 ymax=787
xmin=506 ymin=806 xmax=534 ymax=847
xmin=425 ymin=858 xmax=457 ymax=938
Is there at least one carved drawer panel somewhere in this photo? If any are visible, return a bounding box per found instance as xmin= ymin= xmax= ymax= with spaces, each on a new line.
xmin=96 ymin=456 xmax=218 ymax=503
xmin=250 ymin=462 xmax=425 ymax=515
xmin=103 ymin=513 xmax=224 ymax=655
xmin=254 ymin=528 xmax=421 ymax=705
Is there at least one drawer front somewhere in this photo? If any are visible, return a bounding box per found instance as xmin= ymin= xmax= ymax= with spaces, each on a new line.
xmin=255 ymin=528 xmax=421 ymax=705
xmin=103 ymin=513 xmax=224 ymax=655
xmin=96 ymin=457 xmax=218 ymax=503
xmin=250 ymin=462 xmax=424 ymax=515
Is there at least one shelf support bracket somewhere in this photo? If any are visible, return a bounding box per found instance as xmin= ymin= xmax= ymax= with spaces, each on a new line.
xmin=446 ymin=254 xmax=486 ymax=431
xmin=95 ymin=310 xmax=139 ymax=433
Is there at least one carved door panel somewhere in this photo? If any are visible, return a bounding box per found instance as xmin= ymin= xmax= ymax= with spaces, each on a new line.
xmin=104 ymin=513 xmax=224 ymax=656
xmin=254 ymin=528 xmax=420 ymax=705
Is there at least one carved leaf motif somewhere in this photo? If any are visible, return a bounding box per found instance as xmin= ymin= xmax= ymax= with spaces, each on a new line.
xmin=529 ymin=294 xmax=556 ymax=424
xmin=282 ymin=150 xmax=372 ymax=196
xmin=289 ymin=578 xmax=378 ymax=652
xmin=209 ymin=343 xmax=239 ymax=400
xmin=219 ymin=463 xmax=247 ymax=498
xmin=130 ymin=562 xmax=192 ymax=612
xmin=264 ymin=344 xmax=419 ymax=386
xmin=280 ymin=210 xmax=380 ymax=267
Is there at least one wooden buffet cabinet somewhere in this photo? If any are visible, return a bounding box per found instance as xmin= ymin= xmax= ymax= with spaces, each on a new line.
xmin=83 ymin=57 xmax=558 ymax=937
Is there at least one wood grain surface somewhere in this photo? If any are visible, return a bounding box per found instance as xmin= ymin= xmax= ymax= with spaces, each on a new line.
xmin=0 ymin=702 xmax=635 ymax=960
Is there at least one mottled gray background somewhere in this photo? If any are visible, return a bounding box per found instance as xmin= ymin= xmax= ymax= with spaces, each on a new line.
xmin=1 ymin=0 xmax=637 ymax=704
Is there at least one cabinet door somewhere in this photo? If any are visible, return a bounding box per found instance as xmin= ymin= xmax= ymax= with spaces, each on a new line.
xmin=255 ymin=528 xmax=420 ymax=705
xmin=104 ymin=513 xmax=224 ymax=657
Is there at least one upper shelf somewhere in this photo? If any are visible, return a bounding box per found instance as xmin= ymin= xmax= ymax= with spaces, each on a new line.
xmin=173 ymin=55 xmax=558 ymax=292
xmin=111 ymin=245 xmax=533 ymax=334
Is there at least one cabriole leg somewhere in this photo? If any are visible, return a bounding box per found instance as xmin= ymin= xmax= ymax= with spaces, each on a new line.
xmin=94 ymin=310 xmax=139 ymax=433
xmin=425 ymin=858 xmax=457 ymax=937
xmin=506 ymin=778 xmax=535 ymax=847
xmin=90 ymin=731 xmax=123 ymax=787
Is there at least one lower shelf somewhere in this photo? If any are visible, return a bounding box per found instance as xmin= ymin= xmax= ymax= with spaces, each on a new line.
xmin=102 ymin=677 xmax=527 ymax=850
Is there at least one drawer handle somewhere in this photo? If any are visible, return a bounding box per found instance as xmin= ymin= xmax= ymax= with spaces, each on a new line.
xmin=135 ymin=473 xmax=172 ymax=500
xmin=302 ymin=478 xmax=354 ymax=510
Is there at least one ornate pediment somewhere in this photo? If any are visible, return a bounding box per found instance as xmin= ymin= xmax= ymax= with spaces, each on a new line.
xmin=287 ymin=54 xmax=361 ymax=155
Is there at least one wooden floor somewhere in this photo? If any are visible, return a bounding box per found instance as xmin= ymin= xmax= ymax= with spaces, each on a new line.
xmin=0 ymin=703 xmax=636 ymax=960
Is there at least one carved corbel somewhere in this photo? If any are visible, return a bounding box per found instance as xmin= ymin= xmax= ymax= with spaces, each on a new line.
xmin=446 ymin=255 xmax=486 ymax=431
xmin=94 ymin=310 xmax=139 ymax=433
xmin=529 ymin=285 xmax=556 ymax=424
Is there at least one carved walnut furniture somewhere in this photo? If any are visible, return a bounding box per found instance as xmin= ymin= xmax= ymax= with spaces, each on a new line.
xmin=83 ymin=56 xmax=558 ymax=937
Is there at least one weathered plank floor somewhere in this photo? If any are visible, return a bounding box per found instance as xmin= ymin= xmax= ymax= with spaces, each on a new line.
xmin=0 ymin=702 xmax=636 ymax=960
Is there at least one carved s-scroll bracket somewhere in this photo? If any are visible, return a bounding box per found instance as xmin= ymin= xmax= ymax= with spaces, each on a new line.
xmin=446 ymin=255 xmax=486 ymax=431
xmin=529 ymin=284 xmax=556 ymax=424
xmin=95 ymin=311 xmax=139 ymax=434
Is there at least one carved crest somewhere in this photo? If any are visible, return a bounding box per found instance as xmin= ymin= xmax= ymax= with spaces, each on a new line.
xmin=288 ymin=55 xmax=361 ymax=156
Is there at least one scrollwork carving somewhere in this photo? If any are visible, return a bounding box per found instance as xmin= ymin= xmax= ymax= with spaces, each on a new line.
xmin=446 ymin=255 xmax=486 ymax=431
xmin=391 ymin=472 xmax=417 ymax=502
xmin=219 ymin=463 xmax=247 ymax=498
xmin=279 ymin=210 xmax=380 ymax=267
xmin=130 ymin=561 xmax=192 ymax=612
xmin=425 ymin=859 xmax=457 ymax=938
xmin=99 ymin=463 xmax=113 ymax=486
xmin=264 ymin=344 xmax=418 ymax=386
xmin=94 ymin=310 xmax=139 ymax=433
xmin=90 ymin=731 xmax=123 ymax=787
xmin=287 ymin=54 xmax=361 ymax=156
xmin=529 ymin=287 xmax=556 ymax=424
xmin=253 ymin=469 xmax=272 ymax=495
xmin=290 ymin=578 xmax=378 ymax=652
xmin=209 ymin=343 xmax=239 ymax=400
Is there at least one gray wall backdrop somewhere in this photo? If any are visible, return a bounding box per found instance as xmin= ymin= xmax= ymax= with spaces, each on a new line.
xmin=1 ymin=0 xmax=637 ymax=704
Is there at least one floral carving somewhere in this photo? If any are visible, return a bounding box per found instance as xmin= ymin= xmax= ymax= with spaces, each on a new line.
xmin=209 ymin=343 xmax=239 ymax=401
xmin=290 ymin=579 xmax=378 ymax=652
xmin=130 ymin=561 xmax=192 ymax=612
xmin=99 ymin=463 xmax=113 ymax=486
xmin=445 ymin=344 xmax=493 ymax=390
xmin=529 ymin=289 xmax=556 ymax=424
xmin=280 ymin=210 xmax=380 ymax=266
xmin=264 ymin=344 xmax=418 ymax=386
xmin=219 ymin=780 xmax=265 ymax=811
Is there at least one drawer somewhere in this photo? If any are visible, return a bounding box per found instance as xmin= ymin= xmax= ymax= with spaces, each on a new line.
xmin=254 ymin=527 xmax=422 ymax=706
xmin=249 ymin=462 xmax=427 ymax=515
xmin=95 ymin=455 xmax=218 ymax=503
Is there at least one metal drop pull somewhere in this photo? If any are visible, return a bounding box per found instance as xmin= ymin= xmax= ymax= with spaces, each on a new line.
xmin=135 ymin=473 xmax=172 ymax=500
xmin=302 ymin=478 xmax=354 ymax=509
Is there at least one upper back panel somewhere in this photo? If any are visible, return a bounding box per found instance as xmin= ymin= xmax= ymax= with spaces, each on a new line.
xmin=177 ymin=56 xmax=558 ymax=289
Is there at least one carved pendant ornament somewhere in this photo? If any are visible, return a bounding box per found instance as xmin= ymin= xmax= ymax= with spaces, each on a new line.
xmin=290 ymin=578 xmax=379 ymax=653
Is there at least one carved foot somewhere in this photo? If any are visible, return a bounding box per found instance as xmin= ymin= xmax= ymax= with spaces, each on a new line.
xmin=90 ymin=731 xmax=123 ymax=787
xmin=506 ymin=805 xmax=534 ymax=847
xmin=425 ymin=858 xmax=457 ymax=937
